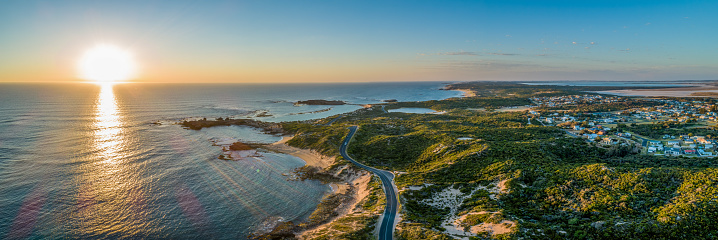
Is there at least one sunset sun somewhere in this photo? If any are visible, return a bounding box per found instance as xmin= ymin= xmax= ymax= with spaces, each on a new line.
xmin=78 ymin=44 xmax=137 ymax=82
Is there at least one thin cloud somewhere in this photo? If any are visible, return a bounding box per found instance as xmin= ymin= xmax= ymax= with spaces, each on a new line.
xmin=486 ymin=52 xmax=519 ymax=56
xmin=417 ymin=51 xmax=519 ymax=57
xmin=443 ymin=51 xmax=478 ymax=56
xmin=416 ymin=51 xmax=478 ymax=57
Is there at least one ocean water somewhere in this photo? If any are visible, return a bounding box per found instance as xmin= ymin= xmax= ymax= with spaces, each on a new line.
xmin=0 ymin=82 xmax=460 ymax=239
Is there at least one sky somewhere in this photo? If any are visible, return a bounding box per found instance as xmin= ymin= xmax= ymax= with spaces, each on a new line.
xmin=0 ymin=0 xmax=717 ymax=83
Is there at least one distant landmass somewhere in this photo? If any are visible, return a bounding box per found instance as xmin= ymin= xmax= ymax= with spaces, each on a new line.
xmin=295 ymin=99 xmax=346 ymax=105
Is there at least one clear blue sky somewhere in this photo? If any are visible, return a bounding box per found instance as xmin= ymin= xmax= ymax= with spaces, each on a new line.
xmin=1 ymin=0 xmax=716 ymax=82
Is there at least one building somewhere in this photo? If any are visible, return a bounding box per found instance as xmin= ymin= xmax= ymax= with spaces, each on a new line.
xmin=666 ymin=148 xmax=682 ymax=155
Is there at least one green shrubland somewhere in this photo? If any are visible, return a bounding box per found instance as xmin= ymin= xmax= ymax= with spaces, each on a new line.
xmin=281 ymin=82 xmax=718 ymax=239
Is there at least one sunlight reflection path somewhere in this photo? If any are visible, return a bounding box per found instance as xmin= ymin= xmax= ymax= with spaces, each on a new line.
xmin=73 ymin=83 xmax=148 ymax=237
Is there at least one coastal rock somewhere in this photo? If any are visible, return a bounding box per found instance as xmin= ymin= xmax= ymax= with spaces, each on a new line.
xmin=229 ymin=141 xmax=254 ymax=151
xmin=181 ymin=118 xmax=284 ymax=133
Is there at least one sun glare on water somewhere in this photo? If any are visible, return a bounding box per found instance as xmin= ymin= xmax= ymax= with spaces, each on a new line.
xmin=79 ymin=44 xmax=137 ymax=82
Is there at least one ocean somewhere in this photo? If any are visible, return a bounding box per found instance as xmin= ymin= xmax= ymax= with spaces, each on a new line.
xmin=0 ymin=82 xmax=461 ymax=239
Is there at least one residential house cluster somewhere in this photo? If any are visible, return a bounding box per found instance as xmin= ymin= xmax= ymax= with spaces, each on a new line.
xmin=629 ymin=99 xmax=718 ymax=123
xmin=531 ymin=94 xmax=625 ymax=107
xmin=646 ymin=135 xmax=715 ymax=157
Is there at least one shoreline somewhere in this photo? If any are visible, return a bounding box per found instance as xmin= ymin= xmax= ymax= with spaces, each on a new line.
xmin=455 ymin=89 xmax=476 ymax=97
xmin=258 ymin=135 xmax=373 ymax=239
xmin=262 ymin=135 xmax=335 ymax=169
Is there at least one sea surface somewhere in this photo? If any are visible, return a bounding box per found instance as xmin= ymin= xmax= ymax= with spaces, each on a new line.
xmin=0 ymin=82 xmax=460 ymax=239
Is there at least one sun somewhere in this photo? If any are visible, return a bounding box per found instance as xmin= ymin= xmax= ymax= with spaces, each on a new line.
xmin=78 ymin=44 xmax=137 ymax=82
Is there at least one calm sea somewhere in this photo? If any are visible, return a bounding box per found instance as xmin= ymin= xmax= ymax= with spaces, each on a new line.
xmin=0 ymin=82 xmax=460 ymax=239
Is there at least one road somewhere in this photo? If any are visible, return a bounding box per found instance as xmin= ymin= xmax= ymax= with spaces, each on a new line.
xmin=325 ymin=115 xmax=343 ymax=125
xmin=340 ymin=126 xmax=398 ymax=240
xmin=563 ymin=129 xmax=580 ymax=138
xmin=633 ymin=135 xmax=648 ymax=147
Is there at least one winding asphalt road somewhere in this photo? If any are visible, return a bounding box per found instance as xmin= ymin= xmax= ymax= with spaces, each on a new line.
xmin=340 ymin=126 xmax=398 ymax=240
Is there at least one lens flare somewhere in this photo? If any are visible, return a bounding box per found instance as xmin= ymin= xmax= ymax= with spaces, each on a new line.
xmin=78 ymin=44 xmax=137 ymax=82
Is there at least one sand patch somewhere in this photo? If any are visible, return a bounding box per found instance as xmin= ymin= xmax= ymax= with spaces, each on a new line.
xmin=497 ymin=179 xmax=509 ymax=194
xmin=263 ymin=136 xmax=335 ymax=169
xmin=496 ymin=106 xmax=530 ymax=112
xmin=470 ymin=220 xmax=516 ymax=235
xmin=298 ymin=173 xmax=373 ymax=239
xmin=329 ymin=183 xmax=350 ymax=195
xmin=456 ymin=89 xmax=476 ymax=97
xmin=406 ymin=181 xmax=513 ymax=239
xmin=417 ymin=187 xmax=484 ymax=240
xmin=403 ymin=183 xmax=434 ymax=191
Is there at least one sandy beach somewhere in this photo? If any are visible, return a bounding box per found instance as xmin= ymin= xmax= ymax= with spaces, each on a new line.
xmin=298 ymin=173 xmax=373 ymax=239
xmin=262 ymin=136 xmax=335 ymax=169
xmin=260 ymin=135 xmax=376 ymax=239
xmin=456 ymin=89 xmax=476 ymax=97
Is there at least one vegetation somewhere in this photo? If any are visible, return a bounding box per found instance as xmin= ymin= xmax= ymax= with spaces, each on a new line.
xmin=283 ymin=82 xmax=718 ymax=239
xmin=616 ymin=122 xmax=717 ymax=139
xmin=192 ymin=81 xmax=718 ymax=239
xmin=537 ymin=100 xmax=661 ymax=112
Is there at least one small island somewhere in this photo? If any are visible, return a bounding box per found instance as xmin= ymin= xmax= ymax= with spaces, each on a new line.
xmin=181 ymin=117 xmax=284 ymax=133
xmin=295 ymin=100 xmax=346 ymax=105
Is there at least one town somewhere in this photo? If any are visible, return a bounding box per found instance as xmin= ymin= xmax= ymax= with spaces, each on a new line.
xmin=531 ymin=94 xmax=718 ymax=157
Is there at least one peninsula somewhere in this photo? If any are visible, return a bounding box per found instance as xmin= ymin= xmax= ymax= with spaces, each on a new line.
xmin=295 ymin=100 xmax=346 ymax=105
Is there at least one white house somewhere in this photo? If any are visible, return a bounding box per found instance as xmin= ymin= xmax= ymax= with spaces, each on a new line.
xmin=666 ymin=148 xmax=682 ymax=155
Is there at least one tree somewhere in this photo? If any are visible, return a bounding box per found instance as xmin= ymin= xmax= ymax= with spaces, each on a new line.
xmin=699 ymin=108 xmax=707 ymax=114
